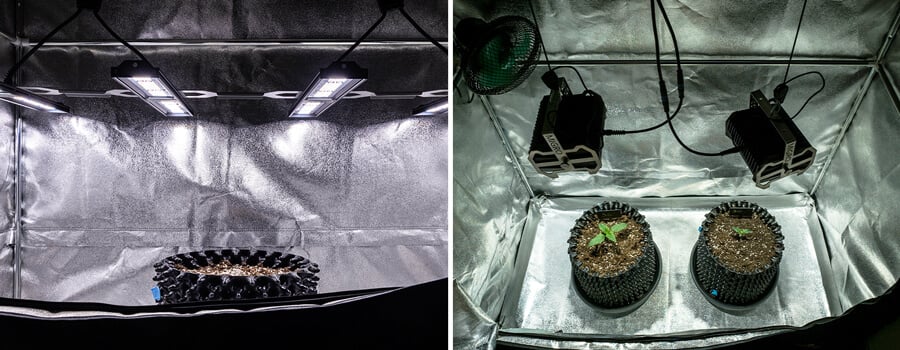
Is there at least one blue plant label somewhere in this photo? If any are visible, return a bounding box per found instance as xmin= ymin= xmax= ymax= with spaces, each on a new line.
xmin=698 ymin=226 xmax=702 ymax=233
xmin=710 ymin=289 xmax=719 ymax=297
xmin=151 ymin=286 xmax=161 ymax=301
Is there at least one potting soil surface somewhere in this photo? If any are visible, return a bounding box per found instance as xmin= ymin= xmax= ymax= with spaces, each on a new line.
xmin=177 ymin=262 xmax=295 ymax=276
xmin=706 ymin=214 xmax=778 ymax=273
xmin=572 ymin=216 xmax=646 ymax=276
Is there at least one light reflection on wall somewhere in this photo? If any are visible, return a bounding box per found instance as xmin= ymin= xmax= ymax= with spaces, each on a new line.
xmin=273 ymin=121 xmax=313 ymax=159
xmin=166 ymin=123 xmax=195 ymax=179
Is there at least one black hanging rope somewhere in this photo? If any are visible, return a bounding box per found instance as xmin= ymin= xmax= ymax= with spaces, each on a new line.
xmin=93 ymin=10 xmax=152 ymax=65
xmin=3 ymin=9 xmax=83 ymax=84
xmin=398 ymin=8 xmax=447 ymax=53
xmin=783 ymin=0 xmax=809 ymax=84
xmin=335 ymin=12 xmax=388 ymax=62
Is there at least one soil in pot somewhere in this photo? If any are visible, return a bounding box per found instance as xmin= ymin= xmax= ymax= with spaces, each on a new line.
xmin=176 ymin=262 xmax=295 ymax=276
xmin=568 ymin=203 xmax=660 ymax=313
xmin=705 ymin=213 xmax=777 ymax=273
xmin=571 ymin=215 xmax=645 ymax=277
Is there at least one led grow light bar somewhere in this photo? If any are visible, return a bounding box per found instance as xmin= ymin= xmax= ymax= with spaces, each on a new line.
xmin=111 ymin=60 xmax=193 ymax=117
xmin=412 ymin=98 xmax=448 ymax=116
xmin=289 ymin=61 xmax=368 ymax=118
xmin=0 ymin=82 xmax=70 ymax=113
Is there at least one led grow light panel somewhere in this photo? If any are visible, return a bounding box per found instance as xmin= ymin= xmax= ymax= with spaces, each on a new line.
xmin=111 ymin=60 xmax=194 ymax=117
xmin=289 ymin=61 xmax=368 ymax=118
xmin=146 ymin=99 xmax=191 ymax=117
xmin=500 ymin=194 xmax=834 ymax=336
xmin=412 ymin=98 xmax=449 ymax=116
xmin=291 ymin=100 xmax=336 ymax=118
xmin=118 ymin=77 xmax=176 ymax=98
xmin=309 ymin=78 xmax=352 ymax=98
xmin=0 ymin=82 xmax=70 ymax=113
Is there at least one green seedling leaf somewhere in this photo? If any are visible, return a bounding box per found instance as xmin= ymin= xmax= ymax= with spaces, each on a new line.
xmin=588 ymin=233 xmax=606 ymax=247
xmin=732 ymin=227 xmax=752 ymax=236
xmin=593 ymin=222 xmax=625 ymax=247
xmin=598 ymin=223 xmax=611 ymax=235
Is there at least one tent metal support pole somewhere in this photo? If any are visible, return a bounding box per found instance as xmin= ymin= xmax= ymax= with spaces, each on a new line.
xmin=810 ymin=69 xmax=876 ymax=194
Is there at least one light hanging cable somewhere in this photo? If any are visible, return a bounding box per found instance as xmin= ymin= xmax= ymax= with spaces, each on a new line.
xmin=287 ymin=4 xmax=383 ymax=118
xmin=525 ymin=0 xmax=606 ymax=178
xmin=93 ymin=4 xmax=194 ymax=117
xmin=525 ymin=0 xmax=690 ymax=138
xmin=398 ymin=7 xmax=447 ymax=54
xmin=783 ymin=71 xmax=825 ymax=120
xmin=397 ymin=2 xmax=447 ymax=116
xmin=782 ymin=0 xmax=808 ymax=85
xmin=724 ymin=0 xmax=819 ymax=189
xmin=0 ymin=0 xmax=192 ymax=116
xmin=772 ymin=0 xmax=822 ymax=121
xmin=651 ymin=0 xmax=738 ymax=156
xmin=0 ymin=8 xmax=83 ymax=113
xmin=289 ymin=0 xmax=447 ymax=118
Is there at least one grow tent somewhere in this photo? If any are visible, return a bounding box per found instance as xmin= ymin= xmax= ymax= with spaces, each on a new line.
xmin=0 ymin=0 xmax=447 ymax=345
xmin=453 ymin=1 xmax=900 ymax=348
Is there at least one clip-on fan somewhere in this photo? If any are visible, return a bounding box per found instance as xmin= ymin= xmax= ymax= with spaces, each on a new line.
xmin=455 ymin=16 xmax=541 ymax=95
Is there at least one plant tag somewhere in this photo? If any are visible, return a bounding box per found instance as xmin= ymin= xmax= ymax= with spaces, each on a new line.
xmin=728 ymin=208 xmax=754 ymax=218
xmin=597 ymin=209 xmax=623 ymax=220
xmin=151 ymin=286 xmax=161 ymax=302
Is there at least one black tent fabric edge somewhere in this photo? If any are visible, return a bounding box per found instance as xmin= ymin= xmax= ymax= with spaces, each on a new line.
xmin=0 ymin=278 xmax=448 ymax=347
xmin=497 ymin=278 xmax=899 ymax=348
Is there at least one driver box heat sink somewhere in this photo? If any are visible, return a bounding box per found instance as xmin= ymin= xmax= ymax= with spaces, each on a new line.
xmin=529 ymin=79 xmax=606 ymax=178
xmin=726 ymin=90 xmax=816 ymax=189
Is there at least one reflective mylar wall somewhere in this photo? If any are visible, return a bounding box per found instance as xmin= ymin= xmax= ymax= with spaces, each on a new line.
xmin=459 ymin=0 xmax=899 ymax=60
xmin=886 ymin=25 xmax=900 ymax=97
xmin=1 ymin=1 xmax=448 ymax=304
xmin=453 ymin=96 xmax=531 ymax=349
xmin=815 ymin=71 xmax=900 ymax=309
xmin=0 ymin=9 xmax=14 ymax=298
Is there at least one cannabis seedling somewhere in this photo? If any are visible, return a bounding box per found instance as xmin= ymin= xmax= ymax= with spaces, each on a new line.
xmin=732 ymin=227 xmax=752 ymax=237
xmin=589 ymin=222 xmax=627 ymax=253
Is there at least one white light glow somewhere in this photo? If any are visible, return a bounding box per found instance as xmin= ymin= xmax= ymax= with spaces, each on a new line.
xmin=128 ymin=77 xmax=172 ymax=97
xmin=310 ymin=79 xmax=349 ymax=98
xmin=13 ymin=95 xmax=56 ymax=111
xmin=425 ymin=103 xmax=448 ymax=113
xmin=160 ymin=100 xmax=187 ymax=114
xmin=294 ymin=101 xmax=322 ymax=115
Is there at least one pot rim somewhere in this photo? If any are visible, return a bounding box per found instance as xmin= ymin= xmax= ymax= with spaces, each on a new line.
xmin=159 ymin=249 xmax=316 ymax=279
xmin=698 ymin=200 xmax=785 ymax=276
xmin=567 ymin=201 xmax=655 ymax=279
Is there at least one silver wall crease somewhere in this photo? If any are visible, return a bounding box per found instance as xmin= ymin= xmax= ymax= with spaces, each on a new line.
xmin=0 ymin=0 xmax=448 ymax=305
xmin=0 ymin=20 xmax=15 ymax=299
xmin=453 ymin=0 xmax=900 ymax=349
